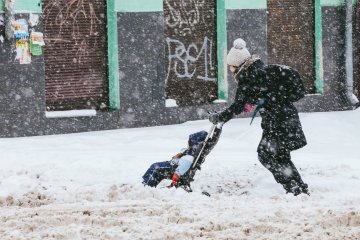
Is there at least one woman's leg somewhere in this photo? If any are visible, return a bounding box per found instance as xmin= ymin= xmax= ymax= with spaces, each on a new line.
xmin=257 ymin=133 xmax=308 ymax=195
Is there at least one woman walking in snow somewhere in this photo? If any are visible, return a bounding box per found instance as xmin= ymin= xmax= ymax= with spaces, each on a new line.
xmin=209 ymin=38 xmax=309 ymax=196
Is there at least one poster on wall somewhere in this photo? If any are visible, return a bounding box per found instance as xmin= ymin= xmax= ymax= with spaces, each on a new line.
xmin=14 ymin=19 xmax=29 ymax=38
xmin=30 ymin=31 xmax=45 ymax=56
xmin=15 ymin=40 xmax=31 ymax=64
xmin=31 ymin=32 xmax=45 ymax=46
xmin=29 ymin=13 xmax=40 ymax=27
xmin=0 ymin=15 xmax=5 ymax=43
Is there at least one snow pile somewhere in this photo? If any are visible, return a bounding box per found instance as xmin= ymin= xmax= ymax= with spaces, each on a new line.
xmin=0 ymin=109 xmax=360 ymax=239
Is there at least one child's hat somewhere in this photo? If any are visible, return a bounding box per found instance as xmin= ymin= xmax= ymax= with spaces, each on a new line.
xmin=226 ymin=38 xmax=251 ymax=67
xmin=188 ymin=131 xmax=208 ymax=147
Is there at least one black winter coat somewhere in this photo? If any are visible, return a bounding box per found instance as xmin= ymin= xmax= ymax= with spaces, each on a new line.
xmin=218 ymin=56 xmax=307 ymax=152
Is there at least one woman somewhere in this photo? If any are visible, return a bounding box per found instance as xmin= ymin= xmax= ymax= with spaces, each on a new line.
xmin=209 ymin=38 xmax=308 ymax=196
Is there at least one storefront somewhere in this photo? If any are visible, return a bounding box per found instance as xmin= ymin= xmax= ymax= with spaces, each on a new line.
xmin=0 ymin=0 xmax=357 ymax=137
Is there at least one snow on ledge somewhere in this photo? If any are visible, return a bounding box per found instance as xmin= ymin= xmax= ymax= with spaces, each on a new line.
xmin=212 ymin=99 xmax=227 ymax=103
xmin=165 ymin=99 xmax=178 ymax=107
xmin=45 ymin=110 xmax=97 ymax=119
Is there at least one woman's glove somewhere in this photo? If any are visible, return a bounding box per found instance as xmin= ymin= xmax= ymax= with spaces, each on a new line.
xmin=209 ymin=112 xmax=220 ymax=124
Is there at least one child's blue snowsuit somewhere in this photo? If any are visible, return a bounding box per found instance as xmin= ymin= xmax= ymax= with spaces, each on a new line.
xmin=142 ymin=131 xmax=208 ymax=187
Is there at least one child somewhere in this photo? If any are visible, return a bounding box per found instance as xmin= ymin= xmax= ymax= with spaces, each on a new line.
xmin=142 ymin=130 xmax=208 ymax=188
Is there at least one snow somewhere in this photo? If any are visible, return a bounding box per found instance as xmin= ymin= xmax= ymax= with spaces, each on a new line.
xmin=165 ymin=98 xmax=178 ymax=107
xmin=45 ymin=109 xmax=96 ymax=118
xmin=1 ymin=109 xmax=360 ymax=239
xmin=212 ymin=99 xmax=228 ymax=103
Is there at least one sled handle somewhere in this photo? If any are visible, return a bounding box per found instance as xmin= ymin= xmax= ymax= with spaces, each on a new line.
xmin=192 ymin=122 xmax=223 ymax=167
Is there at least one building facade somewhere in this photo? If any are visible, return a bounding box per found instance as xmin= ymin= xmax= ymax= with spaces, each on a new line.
xmin=0 ymin=0 xmax=358 ymax=137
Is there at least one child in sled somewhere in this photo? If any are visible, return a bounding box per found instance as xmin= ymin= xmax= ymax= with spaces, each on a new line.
xmin=142 ymin=130 xmax=208 ymax=188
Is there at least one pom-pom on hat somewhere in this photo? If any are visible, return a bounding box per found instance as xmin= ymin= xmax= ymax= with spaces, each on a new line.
xmin=226 ymin=38 xmax=251 ymax=67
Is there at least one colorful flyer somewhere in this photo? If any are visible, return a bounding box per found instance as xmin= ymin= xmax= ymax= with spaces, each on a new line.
xmin=31 ymin=32 xmax=45 ymax=46
xmin=15 ymin=40 xmax=31 ymax=64
xmin=30 ymin=43 xmax=42 ymax=56
xmin=14 ymin=19 xmax=29 ymax=39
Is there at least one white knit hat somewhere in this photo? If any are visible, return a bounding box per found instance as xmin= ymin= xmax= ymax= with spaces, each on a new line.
xmin=226 ymin=38 xmax=251 ymax=67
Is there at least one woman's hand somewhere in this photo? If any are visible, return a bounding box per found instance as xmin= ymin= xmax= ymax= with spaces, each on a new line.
xmin=209 ymin=112 xmax=220 ymax=124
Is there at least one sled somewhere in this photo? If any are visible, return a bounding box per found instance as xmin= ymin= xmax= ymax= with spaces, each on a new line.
xmin=174 ymin=122 xmax=224 ymax=194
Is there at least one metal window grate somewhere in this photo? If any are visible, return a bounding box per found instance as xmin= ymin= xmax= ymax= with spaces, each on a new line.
xmin=43 ymin=0 xmax=109 ymax=110
xmin=267 ymin=0 xmax=316 ymax=93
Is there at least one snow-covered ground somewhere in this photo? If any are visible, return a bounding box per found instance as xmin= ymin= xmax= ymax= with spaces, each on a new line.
xmin=1 ymin=109 xmax=360 ymax=239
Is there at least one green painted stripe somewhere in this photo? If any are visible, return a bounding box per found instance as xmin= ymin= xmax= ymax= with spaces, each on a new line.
xmin=0 ymin=0 xmax=42 ymax=13
xmin=217 ymin=0 xmax=228 ymax=100
xmin=107 ymin=0 xmax=121 ymax=110
xmin=15 ymin=0 xmax=42 ymax=13
xmin=321 ymin=0 xmax=356 ymax=6
xmin=315 ymin=0 xmax=324 ymax=94
xmin=225 ymin=0 xmax=267 ymax=10
xmin=1 ymin=0 xmax=357 ymax=13
xmin=114 ymin=0 xmax=163 ymax=12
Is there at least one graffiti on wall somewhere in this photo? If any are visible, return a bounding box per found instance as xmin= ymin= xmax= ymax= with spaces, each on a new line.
xmin=166 ymin=36 xmax=216 ymax=83
xmin=43 ymin=0 xmax=103 ymax=64
xmin=164 ymin=0 xmax=218 ymax=106
xmin=164 ymin=0 xmax=206 ymax=35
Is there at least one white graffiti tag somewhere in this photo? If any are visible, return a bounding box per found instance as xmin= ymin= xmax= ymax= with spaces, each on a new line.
xmin=166 ymin=37 xmax=216 ymax=82
xmin=164 ymin=0 xmax=206 ymax=34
